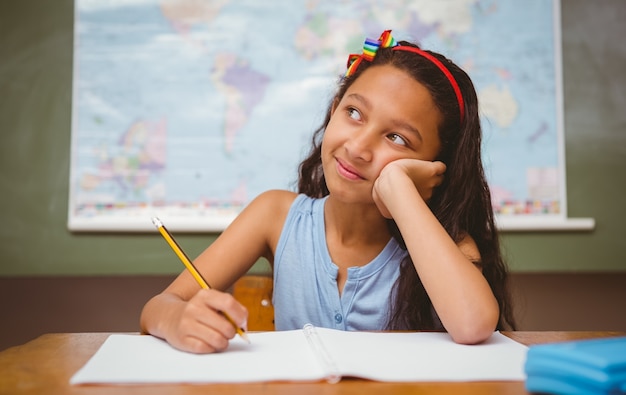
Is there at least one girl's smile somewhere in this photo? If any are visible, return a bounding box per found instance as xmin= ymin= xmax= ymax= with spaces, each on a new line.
xmin=335 ymin=157 xmax=366 ymax=181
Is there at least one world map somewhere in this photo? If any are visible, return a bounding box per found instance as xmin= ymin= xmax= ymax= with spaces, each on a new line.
xmin=69 ymin=0 xmax=563 ymax=231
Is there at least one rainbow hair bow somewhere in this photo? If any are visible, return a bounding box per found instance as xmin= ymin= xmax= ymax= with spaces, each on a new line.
xmin=344 ymin=30 xmax=465 ymax=123
xmin=345 ymin=30 xmax=397 ymax=77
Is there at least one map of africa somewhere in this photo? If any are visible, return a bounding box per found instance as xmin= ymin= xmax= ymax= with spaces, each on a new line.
xmin=69 ymin=0 xmax=564 ymax=231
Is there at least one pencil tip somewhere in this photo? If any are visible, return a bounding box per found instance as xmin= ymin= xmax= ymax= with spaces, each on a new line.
xmin=240 ymin=331 xmax=251 ymax=344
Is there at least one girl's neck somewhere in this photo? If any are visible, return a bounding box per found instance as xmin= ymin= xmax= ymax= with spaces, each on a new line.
xmin=323 ymin=196 xmax=390 ymax=246
xmin=323 ymin=196 xmax=392 ymax=293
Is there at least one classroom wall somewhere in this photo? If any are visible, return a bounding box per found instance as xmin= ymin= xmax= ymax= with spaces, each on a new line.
xmin=0 ymin=0 xmax=625 ymax=351
xmin=1 ymin=1 xmax=624 ymax=276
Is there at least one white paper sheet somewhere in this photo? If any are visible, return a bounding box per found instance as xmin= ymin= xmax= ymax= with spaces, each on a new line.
xmin=70 ymin=329 xmax=528 ymax=384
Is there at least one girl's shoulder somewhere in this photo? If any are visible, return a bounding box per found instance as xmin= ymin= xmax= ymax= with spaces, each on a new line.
xmin=247 ymin=190 xmax=299 ymax=257
xmin=252 ymin=189 xmax=299 ymax=211
xmin=244 ymin=190 xmax=299 ymax=228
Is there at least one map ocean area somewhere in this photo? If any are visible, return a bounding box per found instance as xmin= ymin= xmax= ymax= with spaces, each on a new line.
xmin=69 ymin=0 xmax=564 ymax=231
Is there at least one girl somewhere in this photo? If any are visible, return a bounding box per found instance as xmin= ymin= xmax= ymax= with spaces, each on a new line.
xmin=140 ymin=30 xmax=516 ymax=354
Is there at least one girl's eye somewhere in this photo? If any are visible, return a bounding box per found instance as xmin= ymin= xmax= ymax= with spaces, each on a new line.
xmin=388 ymin=133 xmax=408 ymax=146
xmin=347 ymin=107 xmax=361 ymax=121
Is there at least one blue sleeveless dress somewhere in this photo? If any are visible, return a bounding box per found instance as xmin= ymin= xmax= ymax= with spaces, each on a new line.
xmin=272 ymin=194 xmax=407 ymax=331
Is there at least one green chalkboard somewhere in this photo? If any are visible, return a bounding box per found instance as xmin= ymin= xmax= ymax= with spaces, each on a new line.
xmin=0 ymin=0 xmax=624 ymax=275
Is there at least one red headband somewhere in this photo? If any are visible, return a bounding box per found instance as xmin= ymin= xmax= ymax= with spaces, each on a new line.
xmin=392 ymin=46 xmax=465 ymax=123
xmin=345 ymin=30 xmax=465 ymax=123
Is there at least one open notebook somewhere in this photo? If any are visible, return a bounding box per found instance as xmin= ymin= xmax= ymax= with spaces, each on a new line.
xmin=70 ymin=325 xmax=528 ymax=384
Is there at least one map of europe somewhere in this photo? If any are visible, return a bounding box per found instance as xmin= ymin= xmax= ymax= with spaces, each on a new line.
xmin=69 ymin=0 xmax=563 ymax=231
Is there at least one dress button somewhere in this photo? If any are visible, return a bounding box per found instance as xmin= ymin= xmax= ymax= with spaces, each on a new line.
xmin=334 ymin=313 xmax=343 ymax=324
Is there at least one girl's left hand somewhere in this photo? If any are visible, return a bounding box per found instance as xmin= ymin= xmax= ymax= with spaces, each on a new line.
xmin=372 ymin=159 xmax=446 ymax=218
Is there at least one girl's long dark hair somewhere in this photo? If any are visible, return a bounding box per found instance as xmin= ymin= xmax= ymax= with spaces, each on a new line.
xmin=298 ymin=42 xmax=516 ymax=331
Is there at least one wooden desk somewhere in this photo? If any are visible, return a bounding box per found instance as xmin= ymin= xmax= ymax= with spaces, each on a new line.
xmin=1 ymin=331 xmax=624 ymax=395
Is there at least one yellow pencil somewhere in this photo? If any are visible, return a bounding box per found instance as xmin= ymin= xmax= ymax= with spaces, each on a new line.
xmin=151 ymin=217 xmax=250 ymax=343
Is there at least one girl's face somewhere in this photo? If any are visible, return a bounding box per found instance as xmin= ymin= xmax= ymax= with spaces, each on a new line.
xmin=322 ymin=64 xmax=443 ymax=204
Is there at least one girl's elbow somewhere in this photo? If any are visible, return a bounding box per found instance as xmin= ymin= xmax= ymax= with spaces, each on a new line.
xmin=450 ymin=325 xmax=495 ymax=345
xmin=449 ymin=312 xmax=499 ymax=345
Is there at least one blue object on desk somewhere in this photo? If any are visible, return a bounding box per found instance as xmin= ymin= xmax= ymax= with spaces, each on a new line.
xmin=524 ymin=336 xmax=626 ymax=394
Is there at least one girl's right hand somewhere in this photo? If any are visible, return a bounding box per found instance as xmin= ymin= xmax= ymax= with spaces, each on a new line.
xmin=373 ymin=158 xmax=446 ymax=218
xmin=163 ymin=288 xmax=248 ymax=354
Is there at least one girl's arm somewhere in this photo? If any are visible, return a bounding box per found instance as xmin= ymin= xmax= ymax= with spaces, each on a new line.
xmin=140 ymin=190 xmax=296 ymax=353
xmin=373 ymin=159 xmax=499 ymax=344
